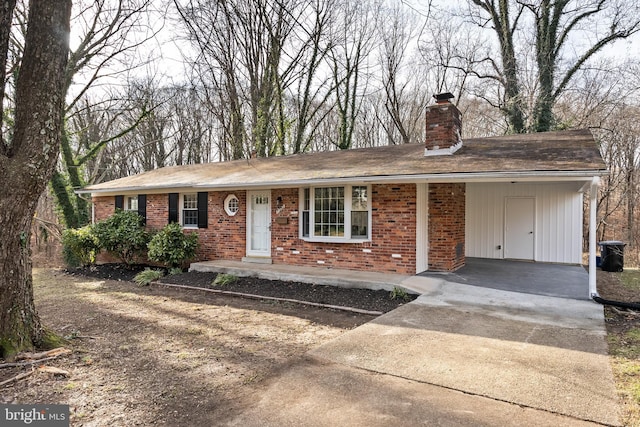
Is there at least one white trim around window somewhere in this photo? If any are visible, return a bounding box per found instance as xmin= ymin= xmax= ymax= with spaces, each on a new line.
xmin=181 ymin=193 xmax=198 ymax=228
xmin=224 ymin=194 xmax=240 ymax=216
xmin=124 ymin=195 xmax=138 ymax=211
xmin=299 ymin=185 xmax=371 ymax=243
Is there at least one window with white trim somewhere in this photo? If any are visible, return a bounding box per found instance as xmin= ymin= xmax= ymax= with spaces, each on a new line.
xmin=300 ymin=185 xmax=370 ymax=241
xmin=182 ymin=193 xmax=198 ymax=227
xmin=224 ymin=194 xmax=239 ymax=216
xmin=125 ymin=196 xmax=138 ymax=211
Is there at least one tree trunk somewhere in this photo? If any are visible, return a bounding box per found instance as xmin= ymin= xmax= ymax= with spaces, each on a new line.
xmin=0 ymin=0 xmax=71 ymax=357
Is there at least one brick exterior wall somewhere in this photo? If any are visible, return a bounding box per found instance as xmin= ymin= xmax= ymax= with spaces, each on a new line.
xmin=428 ymin=183 xmax=465 ymax=271
xmin=201 ymin=191 xmax=246 ymax=261
xmin=93 ymin=196 xmax=116 ymax=223
xmin=94 ymin=192 xmax=247 ymax=262
xmin=92 ymin=182 xmax=465 ymax=274
xmin=93 ymin=184 xmax=417 ymax=274
xmin=270 ymin=184 xmax=417 ymax=274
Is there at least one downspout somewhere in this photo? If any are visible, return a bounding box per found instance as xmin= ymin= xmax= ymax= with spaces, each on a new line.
xmin=589 ymin=176 xmax=599 ymax=299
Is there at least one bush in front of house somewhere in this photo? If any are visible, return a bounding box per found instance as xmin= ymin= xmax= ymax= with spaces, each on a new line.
xmin=61 ymin=225 xmax=100 ymax=267
xmin=147 ymin=222 xmax=199 ymax=268
xmin=93 ymin=210 xmax=150 ymax=265
xmin=134 ymin=268 xmax=165 ymax=286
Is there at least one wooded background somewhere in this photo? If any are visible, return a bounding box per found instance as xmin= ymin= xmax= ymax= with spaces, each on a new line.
xmin=6 ymin=0 xmax=639 ymax=262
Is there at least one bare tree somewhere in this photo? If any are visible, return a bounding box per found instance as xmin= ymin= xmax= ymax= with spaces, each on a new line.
xmin=43 ymin=0 xmax=159 ymax=228
xmin=595 ymin=105 xmax=640 ymax=250
xmin=287 ymin=0 xmax=336 ymax=154
xmin=375 ymin=2 xmax=431 ymax=145
xmin=175 ymin=0 xmax=306 ymax=158
xmin=0 ymin=0 xmax=71 ymax=356
xmin=327 ymin=0 xmax=380 ymax=149
xmin=441 ymin=0 xmax=640 ymax=133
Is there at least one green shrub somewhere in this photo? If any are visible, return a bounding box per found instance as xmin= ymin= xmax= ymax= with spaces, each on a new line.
xmin=212 ymin=273 xmax=237 ymax=287
xmin=147 ymin=223 xmax=199 ymax=268
xmin=389 ymin=286 xmax=410 ymax=301
xmin=169 ymin=267 xmax=184 ymax=275
xmin=134 ymin=268 xmax=164 ymax=286
xmin=61 ymin=225 xmax=100 ymax=267
xmin=93 ymin=210 xmax=150 ymax=265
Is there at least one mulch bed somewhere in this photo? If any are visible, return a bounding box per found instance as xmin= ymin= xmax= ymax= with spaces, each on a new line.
xmin=67 ymin=264 xmax=417 ymax=314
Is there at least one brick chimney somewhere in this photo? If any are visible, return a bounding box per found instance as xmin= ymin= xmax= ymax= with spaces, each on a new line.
xmin=425 ymin=93 xmax=462 ymax=156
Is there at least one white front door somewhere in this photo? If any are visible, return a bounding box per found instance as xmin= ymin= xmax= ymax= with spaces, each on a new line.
xmin=504 ymin=197 xmax=535 ymax=260
xmin=247 ymin=191 xmax=271 ymax=257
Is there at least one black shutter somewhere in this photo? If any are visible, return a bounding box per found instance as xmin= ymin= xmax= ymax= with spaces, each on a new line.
xmin=168 ymin=193 xmax=179 ymax=224
xmin=138 ymin=194 xmax=147 ymax=225
xmin=115 ymin=195 xmax=124 ymax=211
xmin=197 ymin=191 xmax=208 ymax=229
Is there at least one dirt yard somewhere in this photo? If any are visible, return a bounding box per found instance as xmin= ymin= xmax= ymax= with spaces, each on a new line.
xmin=0 ymin=269 xmax=373 ymax=426
xmin=2 ymin=266 xmax=640 ymax=426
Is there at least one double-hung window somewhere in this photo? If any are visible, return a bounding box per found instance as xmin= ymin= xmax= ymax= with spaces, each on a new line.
xmin=301 ymin=185 xmax=370 ymax=241
xmin=114 ymin=194 xmax=146 ymax=225
xmin=125 ymin=196 xmax=138 ymax=212
xmin=182 ymin=193 xmax=198 ymax=228
xmin=169 ymin=192 xmax=208 ymax=229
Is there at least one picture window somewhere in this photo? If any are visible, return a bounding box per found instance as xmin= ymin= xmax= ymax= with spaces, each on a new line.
xmin=301 ymin=185 xmax=370 ymax=241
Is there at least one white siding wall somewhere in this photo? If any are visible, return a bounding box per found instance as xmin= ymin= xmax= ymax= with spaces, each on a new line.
xmin=466 ymin=182 xmax=583 ymax=264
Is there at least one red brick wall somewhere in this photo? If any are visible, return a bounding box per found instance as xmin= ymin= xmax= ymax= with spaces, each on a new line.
xmin=428 ymin=183 xmax=465 ymax=271
xmin=270 ymin=184 xmax=417 ymax=274
xmin=93 ymin=192 xmax=247 ymax=262
xmin=93 ymin=185 xmax=419 ymax=274
xmin=199 ymin=191 xmax=247 ymax=261
xmin=92 ymin=182 xmax=467 ymax=274
xmin=93 ymin=195 xmax=116 ymax=222
xmin=145 ymin=194 xmax=167 ymax=229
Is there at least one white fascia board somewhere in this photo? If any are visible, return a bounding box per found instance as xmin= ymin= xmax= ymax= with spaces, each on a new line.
xmin=579 ymin=176 xmax=601 ymax=193
xmin=80 ymin=169 xmax=607 ymax=197
xmin=195 ymin=170 xmax=605 ymax=189
xmin=78 ymin=185 xmax=205 ymax=197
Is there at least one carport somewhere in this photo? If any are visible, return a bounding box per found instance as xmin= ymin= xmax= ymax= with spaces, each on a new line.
xmin=419 ymin=257 xmax=589 ymax=300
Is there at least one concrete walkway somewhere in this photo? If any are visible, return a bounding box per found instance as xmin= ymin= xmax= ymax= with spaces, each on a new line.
xmin=192 ymin=261 xmax=620 ymax=426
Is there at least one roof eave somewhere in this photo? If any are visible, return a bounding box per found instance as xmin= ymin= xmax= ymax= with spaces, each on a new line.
xmin=78 ymin=169 xmax=607 ymax=197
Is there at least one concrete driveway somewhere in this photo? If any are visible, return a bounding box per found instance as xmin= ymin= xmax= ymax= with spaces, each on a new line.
xmin=227 ymin=278 xmax=620 ymax=426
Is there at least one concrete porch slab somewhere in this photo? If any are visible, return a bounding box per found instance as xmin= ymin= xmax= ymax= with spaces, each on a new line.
xmin=420 ymin=257 xmax=590 ymax=300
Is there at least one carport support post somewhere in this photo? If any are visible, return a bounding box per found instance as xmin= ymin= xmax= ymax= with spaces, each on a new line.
xmin=588 ymin=177 xmax=600 ymax=299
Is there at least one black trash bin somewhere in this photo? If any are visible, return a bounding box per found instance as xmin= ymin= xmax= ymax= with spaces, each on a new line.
xmin=599 ymin=241 xmax=626 ymax=272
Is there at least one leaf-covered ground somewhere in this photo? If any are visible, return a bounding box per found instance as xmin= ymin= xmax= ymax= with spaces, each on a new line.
xmin=1 ymin=269 xmax=375 ymax=426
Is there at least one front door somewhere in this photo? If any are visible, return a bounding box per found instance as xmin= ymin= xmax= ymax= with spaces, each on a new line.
xmin=247 ymin=191 xmax=271 ymax=257
xmin=504 ymin=197 xmax=535 ymax=260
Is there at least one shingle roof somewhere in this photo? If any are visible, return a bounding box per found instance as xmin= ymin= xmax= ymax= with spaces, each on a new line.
xmin=81 ymin=129 xmax=606 ymax=194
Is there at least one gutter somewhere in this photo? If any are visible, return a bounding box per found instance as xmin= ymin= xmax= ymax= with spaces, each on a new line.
xmin=77 ymin=169 xmax=607 ymax=195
